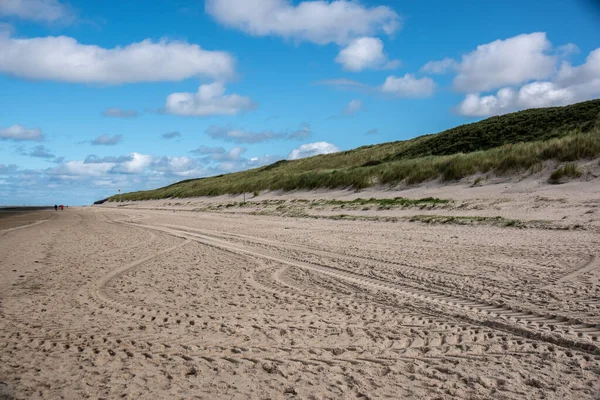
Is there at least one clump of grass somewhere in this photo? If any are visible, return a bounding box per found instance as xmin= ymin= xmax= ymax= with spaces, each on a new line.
xmin=408 ymin=214 xmax=526 ymax=228
xmin=323 ymin=197 xmax=450 ymax=208
xmin=548 ymin=163 xmax=582 ymax=184
xmin=472 ymin=177 xmax=484 ymax=187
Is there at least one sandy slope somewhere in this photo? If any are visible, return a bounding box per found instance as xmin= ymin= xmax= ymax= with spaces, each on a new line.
xmin=2 ymin=182 xmax=600 ymax=399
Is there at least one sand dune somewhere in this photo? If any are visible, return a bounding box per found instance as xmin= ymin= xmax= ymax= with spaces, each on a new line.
xmin=1 ymin=183 xmax=600 ymax=399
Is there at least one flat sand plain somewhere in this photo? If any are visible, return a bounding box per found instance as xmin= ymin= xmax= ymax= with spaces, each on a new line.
xmin=2 ymin=180 xmax=600 ymax=399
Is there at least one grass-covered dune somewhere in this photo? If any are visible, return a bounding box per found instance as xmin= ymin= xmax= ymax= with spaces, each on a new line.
xmin=111 ymin=100 xmax=600 ymax=202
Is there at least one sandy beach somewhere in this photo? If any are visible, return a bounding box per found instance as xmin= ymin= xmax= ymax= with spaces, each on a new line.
xmin=2 ymin=180 xmax=600 ymax=399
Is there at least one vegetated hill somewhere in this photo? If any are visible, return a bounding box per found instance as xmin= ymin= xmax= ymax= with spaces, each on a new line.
xmin=110 ymin=99 xmax=600 ymax=202
xmin=389 ymin=99 xmax=600 ymax=159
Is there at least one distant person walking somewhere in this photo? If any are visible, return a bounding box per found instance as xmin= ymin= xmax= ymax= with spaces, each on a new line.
xmin=54 ymin=204 xmax=58 ymax=211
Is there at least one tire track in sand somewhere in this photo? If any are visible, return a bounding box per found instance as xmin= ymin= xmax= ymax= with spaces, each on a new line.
xmin=122 ymin=221 xmax=600 ymax=355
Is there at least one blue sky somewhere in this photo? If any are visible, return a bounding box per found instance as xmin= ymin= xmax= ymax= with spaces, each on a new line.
xmin=1 ymin=0 xmax=599 ymax=205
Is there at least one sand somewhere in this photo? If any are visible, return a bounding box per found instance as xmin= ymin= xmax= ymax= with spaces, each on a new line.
xmin=1 ymin=179 xmax=600 ymax=399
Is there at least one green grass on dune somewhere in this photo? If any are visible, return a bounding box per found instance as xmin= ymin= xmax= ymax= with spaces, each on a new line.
xmin=548 ymin=163 xmax=583 ymax=184
xmin=111 ymin=100 xmax=600 ymax=202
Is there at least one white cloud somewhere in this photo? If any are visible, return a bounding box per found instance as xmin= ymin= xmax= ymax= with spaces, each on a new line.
xmin=335 ymin=37 xmax=399 ymax=72
xmin=555 ymin=48 xmax=600 ymax=88
xmin=0 ymin=35 xmax=236 ymax=84
xmin=151 ymin=155 xmax=202 ymax=176
xmin=49 ymin=161 xmax=114 ymax=177
xmin=102 ymin=108 xmax=138 ymax=118
xmin=453 ymin=32 xmax=556 ymax=92
xmin=164 ymin=82 xmax=255 ymax=117
xmin=457 ymin=46 xmax=600 ymax=117
xmin=50 ymin=152 xmax=205 ymax=180
xmin=420 ymin=57 xmax=456 ymax=74
xmin=206 ymin=146 xmax=247 ymax=162
xmin=381 ymin=74 xmax=435 ymax=97
xmin=205 ymin=123 xmax=311 ymax=144
xmin=92 ymin=134 xmax=122 ymax=146
xmin=0 ymin=124 xmax=44 ymax=141
xmin=457 ymin=89 xmax=516 ymax=117
xmin=0 ymin=0 xmax=72 ymax=22
xmin=288 ymin=141 xmax=340 ymax=160
xmin=205 ymin=0 xmax=399 ymax=46
xmin=518 ymin=82 xmax=574 ymax=108
xmin=111 ymin=153 xmax=154 ymax=174
xmin=342 ymin=99 xmax=363 ymax=115
xmin=457 ymin=82 xmax=583 ymax=117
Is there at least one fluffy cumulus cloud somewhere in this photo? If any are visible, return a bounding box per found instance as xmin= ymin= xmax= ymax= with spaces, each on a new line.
xmin=456 ymin=45 xmax=600 ymax=116
xmin=164 ymin=82 xmax=255 ymax=117
xmin=49 ymin=160 xmax=115 ymax=177
xmin=49 ymin=152 xmax=205 ymax=179
xmin=206 ymin=0 xmax=400 ymax=71
xmin=457 ymin=81 xmax=585 ymax=117
xmin=205 ymin=0 xmax=399 ymax=45
xmin=0 ymin=0 xmax=72 ymax=23
xmin=0 ymin=35 xmax=236 ymax=84
xmin=0 ymin=124 xmax=44 ymax=141
xmin=555 ymin=48 xmax=600 ymax=89
xmin=102 ymin=108 xmax=139 ymax=118
xmin=91 ymin=134 xmax=122 ymax=146
xmin=453 ymin=32 xmax=556 ymax=93
xmin=110 ymin=153 xmax=155 ymax=174
xmin=0 ymin=153 xmax=207 ymax=205
xmin=336 ymin=37 xmax=399 ymax=72
xmin=1 ymin=145 xmax=288 ymax=204
xmin=151 ymin=156 xmax=203 ymax=177
xmin=288 ymin=141 xmax=340 ymax=160
xmin=205 ymin=123 xmax=312 ymax=144
xmin=381 ymin=74 xmax=436 ymax=97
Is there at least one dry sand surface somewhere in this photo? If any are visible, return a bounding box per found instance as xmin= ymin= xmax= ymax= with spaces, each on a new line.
xmin=2 ymin=180 xmax=600 ymax=399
